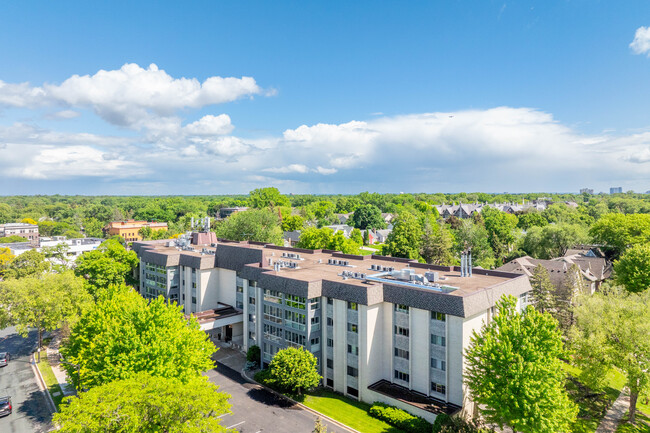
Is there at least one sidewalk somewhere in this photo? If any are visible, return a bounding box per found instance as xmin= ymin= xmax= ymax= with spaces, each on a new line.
xmin=596 ymin=388 xmax=630 ymax=433
xmin=46 ymin=348 xmax=76 ymax=397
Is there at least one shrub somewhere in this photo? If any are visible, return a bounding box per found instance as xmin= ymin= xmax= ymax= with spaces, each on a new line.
xmin=368 ymin=402 xmax=431 ymax=433
xmin=246 ymin=345 xmax=261 ymax=366
xmin=254 ymin=369 xmax=274 ymax=387
xmin=268 ymin=347 xmax=321 ymax=395
xmin=432 ymin=413 xmax=451 ymax=432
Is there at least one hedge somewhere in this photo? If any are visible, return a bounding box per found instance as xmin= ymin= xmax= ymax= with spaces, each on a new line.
xmin=368 ymin=402 xmax=431 ymax=433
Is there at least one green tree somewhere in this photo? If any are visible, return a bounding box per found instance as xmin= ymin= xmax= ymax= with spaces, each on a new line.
xmin=215 ymin=208 xmax=283 ymax=244
xmin=614 ymin=243 xmax=650 ymax=293
xmin=138 ymin=226 xmax=153 ymax=240
xmin=42 ymin=243 xmax=71 ymax=269
xmin=349 ymin=204 xmax=386 ymax=230
xmin=521 ymin=223 xmax=589 ymax=259
xmin=82 ymin=217 xmax=104 ymax=238
xmin=0 ymin=247 xmax=14 ymax=275
xmin=420 ymin=221 xmax=454 ymax=265
xmin=268 ymin=347 xmax=321 ymax=395
xmin=249 ymin=187 xmax=290 ymax=208
xmin=481 ymin=207 xmax=519 ymax=263
xmin=555 ymin=264 xmax=587 ymax=333
xmin=350 ymin=228 xmax=363 ymax=246
xmin=454 ymin=220 xmax=495 ymax=269
xmin=281 ymin=215 xmax=305 ymax=232
xmin=570 ymin=288 xmax=650 ymax=423
xmin=3 ymin=249 xmax=51 ymax=279
xmin=0 ymin=235 xmax=29 ymax=243
xmin=517 ymin=211 xmax=548 ymax=230
xmin=465 ymin=295 xmax=577 ymax=433
xmin=61 ymin=286 xmax=215 ymax=390
xmin=53 ymin=372 xmax=231 ymax=432
xmin=529 ymin=264 xmax=555 ymax=314
xmin=383 ymin=212 xmax=423 ymax=260
xmin=0 ymin=271 xmax=92 ymax=361
xmin=74 ymin=239 xmax=138 ymax=297
xmin=590 ymin=213 xmax=650 ymax=258
xmin=297 ymin=227 xmax=359 ymax=254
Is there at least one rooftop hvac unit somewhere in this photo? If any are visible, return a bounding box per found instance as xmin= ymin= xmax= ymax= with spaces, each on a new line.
xmin=360 ymin=273 xmax=366 ymax=279
xmin=425 ymin=271 xmax=439 ymax=282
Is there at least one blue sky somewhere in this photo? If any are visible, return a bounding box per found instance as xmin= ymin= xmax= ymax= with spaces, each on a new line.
xmin=1 ymin=1 xmax=650 ymax=195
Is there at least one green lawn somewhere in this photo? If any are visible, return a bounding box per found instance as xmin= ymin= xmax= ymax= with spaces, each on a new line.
xmin=616 ymin=412 xmax=650 ymax=433
xmin=36 ymin=350 xmax=65 ymax=410
xmin=563 ymin=363 xmax=627 ymax=433
xmin=302 ymin=389 xmax=404 ymax=433
xmin=358 ymin=249 xmax=375 ymax=256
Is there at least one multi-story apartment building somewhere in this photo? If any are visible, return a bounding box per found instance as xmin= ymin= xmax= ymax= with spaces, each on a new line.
xmin=104 ymin=220 xmax=168 ymax=242
xmin=133 ymin=237 xmax=532 ymax=422
xmin=0 ymin=236 xmax=104 ymax=263
xmin=0 ymin=222 xmax=39 ymax=245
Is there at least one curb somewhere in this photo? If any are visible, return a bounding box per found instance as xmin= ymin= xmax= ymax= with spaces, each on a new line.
xmin=241 ymin=368 xmax=361 ymax=433
xmin=31 ymin=352 xmax=58 ymax=414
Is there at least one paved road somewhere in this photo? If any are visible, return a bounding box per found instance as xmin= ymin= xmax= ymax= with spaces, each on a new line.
xmin=0 ymin=327 xmax=52 ymax=433
xmin=207 ymin=362 xmax=344 ymax=433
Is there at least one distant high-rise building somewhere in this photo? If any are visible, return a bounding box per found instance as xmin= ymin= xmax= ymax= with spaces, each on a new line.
xmin=580 ymin=188 xmax=594 ymax=194
xmin=610 ymin=187 xmax=623 ymax=194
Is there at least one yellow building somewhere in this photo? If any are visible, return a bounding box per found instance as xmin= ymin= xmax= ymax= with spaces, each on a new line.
xmin=104 ymin=220 xmax=168 ymax=242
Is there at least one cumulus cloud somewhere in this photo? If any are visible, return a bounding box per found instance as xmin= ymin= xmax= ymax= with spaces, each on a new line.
xmin=2 ymin=106 xmax=650 ymax=193
xmin=0 ymin=63 xmax=263 ymax=128
xmin=630 ymin=26 xmax=650 ymax=55
xmin=183 ymin=114 xmax=234 ymax=136
xmin=46 ymin=109 xmax=81 ymax=120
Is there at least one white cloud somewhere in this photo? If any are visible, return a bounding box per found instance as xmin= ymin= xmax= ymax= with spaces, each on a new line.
xmin=0 ymin=63 xmax=263 ymax=128
xmin=47 ymin=109 xmax=81 ymax=119
xmin=183 ymin=114 xmax=233 ymax=136
xmin=264 ymin=164 xmax=310 ymax=174
xmin=630 ymin=26 xmax=650 ymax=56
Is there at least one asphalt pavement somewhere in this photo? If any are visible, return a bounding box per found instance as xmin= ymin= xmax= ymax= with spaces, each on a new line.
xmin=0 ymin=327 xmax=52 ymax=433
xmin=207 ymin=361 xmax=344 ymax=433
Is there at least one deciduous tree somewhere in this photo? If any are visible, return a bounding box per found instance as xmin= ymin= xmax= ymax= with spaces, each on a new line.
xmin=0 ymin=271 xmax=92 ymax=361
xmin=214 ymin=208 xmax=283 ymax=245
xmin=61 ymin=286 xmax=215 ymax=390
xmin=54 ymin=372 xmax=231 ymax=432
xmin=268 ymin=347 xmax=321 ymax=395
xmin=570 ymin=288 xmax=650 ymax=423
xmin=465 ymin=296 xmax=577 ymax=433
xmin=420 ymin=221 xmax=454 ymax=265
xmin=383 ymin=212 xmax=422 ymax=260
xmin=521 ymin=223 xmax=589 ymax=259
xmin=249 ymin=187 xmax=290 ymax=208
xmin=349 ymin=204 xmax=386 ymax=230
xmin=614 ymin=243 xmax=650 ymax=293
xmin=3 ymin=249 xmax=50 ymax=279
xmin=281 ymin=214 xmax=305 ymax=232
xmin=74 ymin=239 xmax=138 ymax=297
xmin=589 ymin=213 xmax=650 ymax=258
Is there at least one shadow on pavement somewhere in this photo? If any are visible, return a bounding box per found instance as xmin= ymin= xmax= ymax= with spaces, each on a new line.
xmin=0 ymin=331 xmax=37 ymax=358
xmin=16 ymin=390 xmax=52 ymax=429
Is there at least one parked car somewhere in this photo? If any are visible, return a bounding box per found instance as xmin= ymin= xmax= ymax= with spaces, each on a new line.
xmin=0 ymin=353 xmax=9 ymax=367
xmin=0 ymin=396 xmax=11 ymax=417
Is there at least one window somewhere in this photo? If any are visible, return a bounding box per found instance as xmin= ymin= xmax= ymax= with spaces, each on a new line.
xmin=394 ymin=304 xmax=409 ymax=314
xmin=263 ymin=324 xmax=283 ymax=343
xmin=310 ymin=337 xmax=320 ymax=346
xmin=395 ymin=326 xmax=409 ymax=337
xmin=192 ymin=282 xmax=196 ymax=289
xmin=394 ymin=370 xmax=409 ymax=382
xmin=347 ymin=344 xmax=359 ymax=355
xmin=236 ymin=286 xmax=243 ymax=293
xmin=285 ymin=294 xmax=306 ymax=309
xmin=249 ymin=331 xmax=256 ymax=340
xmin=348 ymin=302 xmax=358 ymax=311
xmin=236 ymin=300 xmax=244 ymax=309
xmin=264 ymin=289 xmax=282 ymax=304
xmin=191 ymin=296 xmax=197 ymax=304
xmin=327 ymin=378 xmax=334 ymax=387
xmin=248 ymin=314 xmax=256 ymax=322
xmin=284 ymin=310 xmax=306 ymax=331
xmin=431 ymin=311 xmax=446 ymax=321
xmin=347 ymin=323 xmax=358 ymax=333
xmin=431 ymin=382 xmax=446 ymax=394
xmin=327 ymin=317 xmax=334 ymax=326
xmin=347 ymin=386 xmax=358 ymax=397
xmin=311 ymin=316 xmax=320 ymax=326
xmin=284 ymin=330 xmax=306 ymax=347
xmin=309 ymin=298 xmax=320 ymax=310
xmin=327 ymin=338 xmax=334 ymax=347
xmin=326 ymin=358 xmax=333 ymax=369
xmin=263 ymin=304 xmax=282 ymax=324
xmin=327 ymin=298 xmax=333 ymax=305
xmin=249 ymin=297 xmax=256 ymax=305
xmin=431 ymin=334 xmax=446 ymax=347
xmin=431 ymin=358 xmax=446 ymax=371
xmin=394 ymin=348 xmax=409 ymax=360
xmin=347 ymin=366 xmax=358 ymax=377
